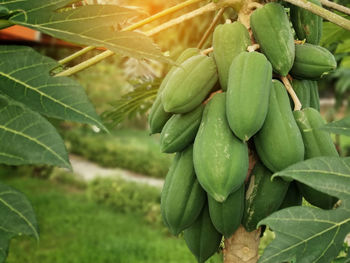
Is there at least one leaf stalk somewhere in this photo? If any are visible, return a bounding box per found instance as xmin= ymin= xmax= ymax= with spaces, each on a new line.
xmin=283 ymin=0 xmax=350 ymax=31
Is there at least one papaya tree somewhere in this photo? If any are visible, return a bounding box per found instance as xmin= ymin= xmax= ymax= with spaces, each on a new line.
xmin=0 ymin=0 xmax=350 ymax=262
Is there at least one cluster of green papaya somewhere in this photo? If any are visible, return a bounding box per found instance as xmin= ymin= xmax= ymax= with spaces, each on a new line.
xmin=148 ymin=1 xmax=338 ymax=261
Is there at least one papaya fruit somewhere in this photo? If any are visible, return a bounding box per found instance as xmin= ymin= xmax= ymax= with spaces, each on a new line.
xmin=309 ymin=81 xmax=320 ymax=112
xmin=226 ymin=51 xmax=272 ymax=141
xmin=290 ymin=0 xmax=322 ymax=45
xmin=291 ymin=79 xmax=311 ymax=109
xmin=193 ymin=93 xmax=249 ymax=202
xmin=279 ymin=181 xmax=303 ymax=210
xmin=162 ymin=54 xmax=218 ymax=114
xmin=293 ymin=108 xmax=338 ymax=209
xmin=250 ymin=3 xmax=295 ymax=76
xmin=213 ymin=21 xmax=251 ymax=91
xmin=148 ymin=48 xmax=200 ymax=134
xmin=254 ymin=80 xmax=304 ymax=172
xmin=291 ymin=79 xmax=320 ymax=111
xmin=160 ymin=104 xmax=204 ymax=153
xmin=290 ymin=43 xmax=337 ymax=80
xmin=159 ymin=48 xmax=201 ymax=93
xmin=208 ymin=184 xmax=244 ymax=238
xmin=184 ymin=204 xmax=222 ymax=263
xmin=161 ymin=145 xmax=206 ymax=235
xmin=148 ymin=95 xmax=172 ymax=134
xmin=243 ymin=162 xmax=289 ymax=232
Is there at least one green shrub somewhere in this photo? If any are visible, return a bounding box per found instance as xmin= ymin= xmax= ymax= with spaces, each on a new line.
xmin=63 ymin=128 xmax=172 ymax=178
xmin=49 ymin=168 xmax=88 ymax=190
xmin=87 ymin=177 xmax=162 ymax=225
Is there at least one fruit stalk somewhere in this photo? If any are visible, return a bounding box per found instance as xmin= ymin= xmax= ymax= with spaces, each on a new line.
xmin=281 ymin=76 xmax=302 ymax=111
xmin=283 ymin=0 xmax=350 ymax=30
xmin=319 ymin=0 xmax=350 ymax=16
xmin=197 ymin=8 xmax=226 ymax=49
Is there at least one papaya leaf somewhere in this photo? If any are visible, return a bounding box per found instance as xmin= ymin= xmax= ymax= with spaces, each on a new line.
xmin=336 ymin=39 xmax=350 ymax=54
xmin=258 ymin=157 xmax=350 ymax=263
xmin=102 ymin=79 xmax=160 ymax=127
xmin=0 ymin=182 xmax=38 ymax=263
xmin=0 ymin=94 xmax=70 ymax=168
xmin=0 ymin=45 xmax=105 ymax=130
xmin=2 ymin=0 xmax=169 ymax=62
xmin=320 ymin=116 xmax=350 ymax=137
xmin=321 ymin=21 xmax=350 ymax=47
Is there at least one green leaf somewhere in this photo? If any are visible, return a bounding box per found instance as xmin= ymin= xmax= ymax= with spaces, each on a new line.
xmin=341 ymin=56 xmax=350 ymax=69
xmin=336 ymin=39 xmax=350 ymax=54
xmin=0 ymin=45 xmax=104 ymax=129
xmin=258 ymin=157 xmax=350 ymax=263
xmin=320 ymin=116 xmax=350 ymax=136
xmin=0 ymin=182 xmax=39 ymax=263
xmin=102 ymin=79 xmax=159 ymax=126
xmin=0 ymin=94 xmax=70 ymax=168
xmin=321 ymin=21 xmax=350 ymax=47
xmin=3 ymin=0 xmax=168 ymax=62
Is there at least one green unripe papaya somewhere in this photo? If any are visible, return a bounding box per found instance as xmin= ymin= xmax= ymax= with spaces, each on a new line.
xmin=254 ymin=80 xmax=304 ymax=172
xmin=279 ymin=181 xmax=303 ymax=210
xmin=290 ymin=0 xmax=322 ymax=45
xmin=213 ymin=22 xmax=251 ymax=90
xmin=290 ymin=43 xmax=337 ymax=80
xmin=148 ymin=48 xmax=200 ymax=134
xmin=184 ymin=205 xmax=222 ymax=263
xmin=243 ymin=162 xmax=289 ymax=232
xmin=148 ymin=95 xmax=172 ymax=134
xmin=291 ymin=79 xmax=320 ymax=111
xmin=226 ymin=52 xmax=272 ymax=141
xmin=162 ymin=55 xmax=218 ymax=114
xmin=309 ymin=81 xmax=320 ymax=112
xmin=292 ymin=79 xmax=311 ymax=109
xmin=250 ymin=3 xmax=295 ymax=76
xmin=194 ymin=93 xmax=249 ymax=202
xmin=161 ymin=145 xmax=206 ymax=235
xmin=208 ymin=184 xmax=244 ymax=238
xmin=293 ymin=108 xmax=338 ymax=209
xmin=160 ymin=104 xmax=204 ymax=153
xmin=159 ymin=48 xmax=201 ymax=93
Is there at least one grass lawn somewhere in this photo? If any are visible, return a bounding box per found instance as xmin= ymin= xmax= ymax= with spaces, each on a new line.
xmin=2 ymin=175 xmax=222 ymax=263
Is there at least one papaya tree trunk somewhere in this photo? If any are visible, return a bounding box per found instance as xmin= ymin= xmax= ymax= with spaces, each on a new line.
xmin=224 ymin=226 xmax=261 ymax=263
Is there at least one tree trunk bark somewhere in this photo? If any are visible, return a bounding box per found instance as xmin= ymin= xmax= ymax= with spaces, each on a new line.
xmin=223 ymin=226 xmax=261 ymax=263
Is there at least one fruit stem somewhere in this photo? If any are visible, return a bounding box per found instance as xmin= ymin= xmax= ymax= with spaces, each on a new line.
xmin=203 ymin=90 xmax=223 ymax=104
xmin=283 ymin=0 xmax=350 ymax=31
xmin=201 ymin=47 xmax=214 ymax=55
xmin=197 ymin=8 xmax=226 ymax=49
xmin=247 ymin=44 xmax=260 ymax=52
xmin=319 ymin=0 xmax=350 ymax=16
xmin=281 ymin=76 xmax=302 ymax=111
xmin=224 ymin=225 xmax=261 ymax=263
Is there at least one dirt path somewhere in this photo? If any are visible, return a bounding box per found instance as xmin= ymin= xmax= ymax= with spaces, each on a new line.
xmin=69 ymin=154 xmax=164 ymax=188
